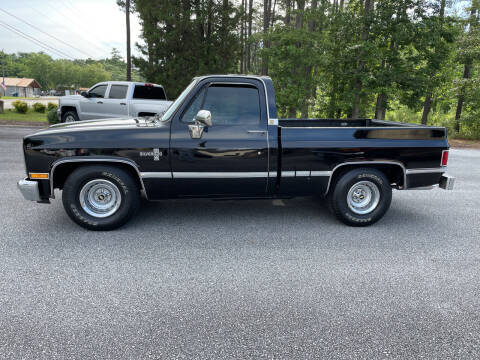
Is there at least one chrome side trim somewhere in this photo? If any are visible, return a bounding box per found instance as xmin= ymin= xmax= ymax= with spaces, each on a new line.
xmin=281 ymin=171 xmax=295 ymax=177
xmin=140 ymin=172 xmax=172 ymax=179
xmin=311 ymin=171 xmax=332 ymax=177
xmin=280 ymin=126 xmax=447 ymax=130
xmin=405 ymin=168 xmax=446 ymax=175
xmin=324 ymin=161 xmax=407 ymax=195
xmin=296 ymin=171 xmax=310 ymax=177
xmin=172 ymin=172 xmax=269 ymax=178
xmin=50 ymin=158 xmax=147 ymax=199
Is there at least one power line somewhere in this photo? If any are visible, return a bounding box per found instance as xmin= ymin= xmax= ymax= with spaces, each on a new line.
xmin=40 ymin=1 xmax=111 ymax=55
xmin=0 ymin=20 xmax=75 ymax=59
xmin=0 ymin=7 xmax=94 ymax=59
xmin=26 ymin=4 xmax=107 ymax=56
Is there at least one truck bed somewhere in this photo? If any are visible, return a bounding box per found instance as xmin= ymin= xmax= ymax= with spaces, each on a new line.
xmin=278 ymin=118 xmax=420 ymax=128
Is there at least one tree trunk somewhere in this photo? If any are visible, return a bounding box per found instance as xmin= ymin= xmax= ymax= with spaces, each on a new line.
xmin=455 ymin=63 xmax=472 ymax=132
xmin=454 ymin=5 xmax=476 ymax=132
xmin=261 ymin=0 xmax=272 ymax=75
xmin=375 ymin=92 xmax=387 ymax=120
xmin=240 ymin=0 xmax=245 ymax=73
xmin=421 ymin=93 xmax=432 ymax=125
xmin=247 ymin=0 xmax=253 ymax=72
xmin=352 ymin=0 xmax=373 ymax=119
xmin=125 ymin=0 xmax=131 ymax=81
xmin=271 ymin=0 xmax=277 ymax=28
xmin=285 ymin=0 xmax=291 ymax=26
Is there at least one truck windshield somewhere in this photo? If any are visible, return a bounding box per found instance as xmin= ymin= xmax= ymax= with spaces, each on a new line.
xmin=160 ymin=79 xmax=198 ymax=122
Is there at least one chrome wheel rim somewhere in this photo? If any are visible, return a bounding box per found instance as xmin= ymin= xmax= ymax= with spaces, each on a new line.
xmin=64 ymin=115 xmax=75 ymax=123
xmin=79 ymin=179 xmax=122 ymax=218
xmin=347 ymin=181 xmax=380 ymax=215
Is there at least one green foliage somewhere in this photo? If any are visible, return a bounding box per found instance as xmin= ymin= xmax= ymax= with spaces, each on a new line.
xmin=0 ymin=48 xmax=142 ymax=90
xmin=133 ymin=0 xmax=241 ymax=98
xmin=47 ymin=102 xmax=57 ymax=111
xmin=47 ymin=107 xmax=59 ymax=125
xmin=12 ymin=101 xmax=28 ymax=114
xmin=32 ymin=103 xmax=46 ymax=113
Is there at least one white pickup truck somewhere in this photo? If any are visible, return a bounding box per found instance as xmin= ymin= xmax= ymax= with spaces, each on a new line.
xmin=57 ymin=81 xmax=172 ymax=122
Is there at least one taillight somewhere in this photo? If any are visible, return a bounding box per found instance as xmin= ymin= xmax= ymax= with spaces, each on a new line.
xmin=441 ymin=150 xmax=449 ymax=167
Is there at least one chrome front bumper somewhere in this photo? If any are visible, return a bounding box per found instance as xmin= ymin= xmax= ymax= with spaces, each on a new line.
xmin=439 ymin=174 xmax=455 ymax=190
xmin=17 ymin=178 xmax=42 ymax=201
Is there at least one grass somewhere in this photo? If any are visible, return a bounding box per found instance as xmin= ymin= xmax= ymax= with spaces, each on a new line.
xmin=0 ymin=109 xmax=48 ymax=123
xmin=0 ymin=96 xmax=57 ymax=100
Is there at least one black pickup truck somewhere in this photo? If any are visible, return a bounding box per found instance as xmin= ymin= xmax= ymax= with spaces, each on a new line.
xmin=18 ymin=75 xmax=455 ymax=230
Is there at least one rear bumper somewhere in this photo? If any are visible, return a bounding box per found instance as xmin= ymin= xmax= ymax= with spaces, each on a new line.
xmin=439 ymin=174 xmax=455 ymax=190
xmin=17 ymin=178 xmax=42 ymax=201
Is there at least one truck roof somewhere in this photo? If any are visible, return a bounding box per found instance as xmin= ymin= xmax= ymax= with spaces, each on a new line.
xmin=194 ymin=74 xmax=272 ymax=81
xmin=95 ymin=81 xmax=164 ymax=88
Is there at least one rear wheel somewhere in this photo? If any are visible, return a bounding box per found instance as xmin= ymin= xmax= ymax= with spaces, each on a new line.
xmin=62 ymin=165 xmax=140 ymax=230
xmin=328 ymin=168 xmax=392 ymax=226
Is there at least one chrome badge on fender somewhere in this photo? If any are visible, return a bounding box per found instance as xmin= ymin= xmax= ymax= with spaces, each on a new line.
xmin=140 ymin=148 xmax=162 ymax=161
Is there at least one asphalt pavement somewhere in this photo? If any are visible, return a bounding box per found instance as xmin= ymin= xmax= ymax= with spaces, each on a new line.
xmin=1 ymin=125 xmax=479 ymax=359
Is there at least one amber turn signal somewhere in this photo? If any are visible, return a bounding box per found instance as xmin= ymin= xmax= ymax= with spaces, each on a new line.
xmin=29 ymin=173 xmax=49 ymax=179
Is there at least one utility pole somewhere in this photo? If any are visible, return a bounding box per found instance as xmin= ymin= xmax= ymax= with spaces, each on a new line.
xmin=1 ymin=51 xmax=5 ymax=97
xmin=126 ymin=0 xmax=132 ymax=81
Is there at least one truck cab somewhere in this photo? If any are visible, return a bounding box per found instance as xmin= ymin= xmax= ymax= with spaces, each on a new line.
xmin=58 ymin=81 xmax=172 ymax=122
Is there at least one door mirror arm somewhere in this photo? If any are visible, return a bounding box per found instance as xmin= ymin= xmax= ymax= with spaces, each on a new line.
xmin=189 ymin=110 xmax=212 ymax=139
xmin=81 ymin=91 xmax=90 ymax=98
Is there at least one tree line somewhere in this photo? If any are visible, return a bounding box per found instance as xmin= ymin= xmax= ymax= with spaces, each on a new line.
xmin=0 ymin=48 xmax=142 ymax=91
xmin=129 ymin=0 xmax=480 ymax=138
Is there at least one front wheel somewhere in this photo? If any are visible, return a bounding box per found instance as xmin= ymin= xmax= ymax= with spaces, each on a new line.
xmin=62 ymin=110 xmax=79 ymax=123
xmin=328 ymin=168 xmax=392 ymax=226
xmin=62 ymin=165 xmax=140 ymax=230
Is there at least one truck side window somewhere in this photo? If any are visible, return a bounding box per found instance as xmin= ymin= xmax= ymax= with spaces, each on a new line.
xmin=89 ymin=85 xmax=107 ymax=98
xmin=180 ymin=87 xmax=206 ymax=123
xmin=133 ymin=85 xmax=167 ymax=100
xmin=202 ymin=85 xmax=260 ymax=125
xmin=108 ymin=85 xmax=128 ymax=99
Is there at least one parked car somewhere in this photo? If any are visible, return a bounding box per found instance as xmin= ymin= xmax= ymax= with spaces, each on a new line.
xmin=57 ymin=81 xmax=172 ymax=122
xmin=18 ymin=75 xmax=454 ymax=230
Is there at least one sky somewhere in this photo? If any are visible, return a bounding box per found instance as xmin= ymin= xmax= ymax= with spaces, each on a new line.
xmin=0 ymin=0 xmax=142 ymax=60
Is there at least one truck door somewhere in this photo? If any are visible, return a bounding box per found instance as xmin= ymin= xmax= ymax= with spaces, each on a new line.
xmin=79 ymin=84 xmax=108 ymax=120
xmin=170 ymin=79 xmax=269 ymax=196
xmin=102 ymin=84 xmax=129 ymax=118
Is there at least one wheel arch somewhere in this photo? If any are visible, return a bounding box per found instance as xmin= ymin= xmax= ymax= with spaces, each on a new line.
xmin=50 ymin=158 xmax=146 ymax=198
xmin=60 ymin=106 xmax=78 ymax=118
xmin=325 ymin=161 xmax=406 ymax=195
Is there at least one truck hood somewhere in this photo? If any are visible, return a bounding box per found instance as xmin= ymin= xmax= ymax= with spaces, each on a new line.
xmin=24 ymin=117 xmax=169 ymax=150
xmin=59 ymin=95 xmax=82 ymax=102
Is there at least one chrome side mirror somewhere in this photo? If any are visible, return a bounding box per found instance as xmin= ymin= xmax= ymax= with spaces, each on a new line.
xmin=189 ymin=110 xmax=212 ymax=139
xmin=195 ymin=110 xmax=212 ymax=127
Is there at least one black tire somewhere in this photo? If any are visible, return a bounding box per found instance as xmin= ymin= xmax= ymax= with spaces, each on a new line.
xmin=62 ymin=165 xmax=140 ymax=230
xmin=328 ymin=168 xmax=392 ymax=227
xmin=62 ymin=110 xmax=79 ymax=123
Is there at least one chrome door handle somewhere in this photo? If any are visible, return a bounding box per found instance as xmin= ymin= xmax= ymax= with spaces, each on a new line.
xmin=247 ymin=130 xmax=267 ymax=135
